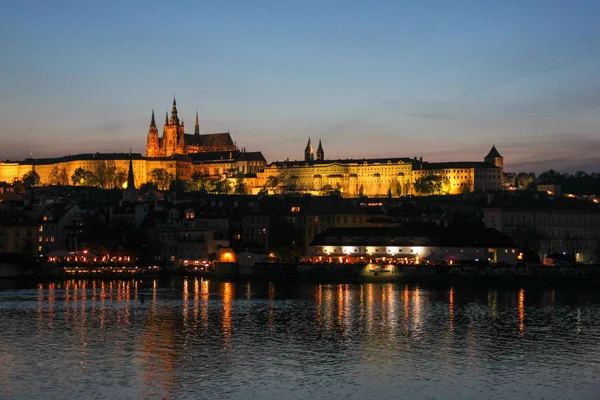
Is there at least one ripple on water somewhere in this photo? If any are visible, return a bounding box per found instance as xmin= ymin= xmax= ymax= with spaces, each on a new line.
xmin=0 ymin=280 xmax=599 ymax=400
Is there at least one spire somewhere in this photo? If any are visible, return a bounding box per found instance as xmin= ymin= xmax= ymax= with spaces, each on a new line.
xmin=194 ymin=111 xmax=200 ymax=135
xmin=165 ymin=111 xmax=169 ymax=126
xmin=304 ymin=137 xmax=314 ymax=161
xmin=170 ymin=96 xmax=179 ymax=125
xmin=316 ymin=138 xmax=324 ymax=160
xmin=150 ymin=109 xmax=156 ymax=127
xmin=127 ymin=152 xmax=135 ymax=190
xmin=305 ymin=137 xmax=313 ymax=152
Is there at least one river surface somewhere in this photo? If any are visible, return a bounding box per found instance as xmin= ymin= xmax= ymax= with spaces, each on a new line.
xmin=0 ymin=278 xmax=599 ymax=400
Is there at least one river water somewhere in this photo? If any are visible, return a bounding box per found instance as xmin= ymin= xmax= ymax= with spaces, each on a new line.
xmin=0 ymin=278 xmax=598 ymax=400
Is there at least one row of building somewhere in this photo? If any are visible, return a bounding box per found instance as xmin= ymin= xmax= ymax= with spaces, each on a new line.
xmin=2 ymin=180 xmax=598 ymax=265
xmin=0 ymin=98 xmax=504 ymax=196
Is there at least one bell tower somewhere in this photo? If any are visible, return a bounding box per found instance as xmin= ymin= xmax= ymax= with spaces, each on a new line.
xmin=304 ymin=137 xmax=314 ymax=161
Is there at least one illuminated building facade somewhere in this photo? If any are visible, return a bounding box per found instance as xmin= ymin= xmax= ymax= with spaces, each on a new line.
xmin=256 ymin=141 xmax=504 ymax=197
xmin=146 ymin=98 xmax=237 ymax=158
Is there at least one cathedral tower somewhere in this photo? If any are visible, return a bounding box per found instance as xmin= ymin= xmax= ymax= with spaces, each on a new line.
xmin=163 ymin=97 xmax=186 ymax=157
xmin=316 ymin=139 xmax=324 ymax=161
xmin=146 ymin=110 xmax=160 ymax=157
xmin=304 ymin=137 xmax=314 ymax=161
xmin=194 ymin=111 xmax=200 ymax=145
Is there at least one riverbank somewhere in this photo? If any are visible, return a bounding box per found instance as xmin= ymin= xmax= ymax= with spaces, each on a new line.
xmin=3 ymin=261 xmax=600 ymax=285
xmin=214 ymin=262 xmax=600 ymax=285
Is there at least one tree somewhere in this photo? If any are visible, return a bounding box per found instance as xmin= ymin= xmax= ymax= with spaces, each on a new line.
xmin=72 ymin=168 xmax=86 ymax=186
xmin=234 ymin=173 xmax=247 ymax=194
xmin=265 ymin=176 xmax=279 ymax=189
xmin=213 ymin=177 xmax=232 ymax=194
xmin=114 ymin=170 xmax=127 ymax=188
xmin=169 ymin=178 xmax=188 ymax=195
xmin=190 ymin=172 xmax=210 ymax=192
xmin=22 ymin=170 xmax=40 ymax=188
xmin=516 ymin=172 xmax=535 ymax=190
xmin=413 ymin=175 xmax=445 ymax=195
xmin=49 ymin=166 xmax=60 ymax=185
xmin=150 ymin=168 xmax=174 ymax=190
xmin=94 ymin=161 xmax=117 ymax=189
xmin=58 ymin=167 xmax=69 ymax=185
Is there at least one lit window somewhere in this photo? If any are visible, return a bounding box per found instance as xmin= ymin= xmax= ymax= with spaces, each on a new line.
xmin=39 ymin=226 xmax=43 ymax=232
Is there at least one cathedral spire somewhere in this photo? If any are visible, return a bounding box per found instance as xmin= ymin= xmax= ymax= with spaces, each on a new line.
xmin=127 ymin=152 xmax=135 ymax=190
xmin=170 ymin=96 xmax=179 ymax=125
xmin=304 ymin=137 xmax=314 ymax=162
xmin=194 ymin=111 xmax=200 ymax=135
xmin=316 ymin=138 xmax=324 ymax=161
xmin=150 ymin=109 xmax=156 ymax=128
xmin=165 ymin=111 xmax=169 ymax=126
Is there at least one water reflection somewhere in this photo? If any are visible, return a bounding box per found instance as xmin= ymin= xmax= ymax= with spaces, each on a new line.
xmin=519 ymin=288 xmax=525 ymax=335
xmin=4 ymin=279 xmax=600 ymax=400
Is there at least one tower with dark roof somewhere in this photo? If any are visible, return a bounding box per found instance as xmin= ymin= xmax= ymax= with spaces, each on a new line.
xmin=304 ymin=137 xmax=314 ymax=161
xmin=123 ymin=152 xmax=138 ymax=203
xmin=484 ymin=145 xmax=503 ymax=168
xmin=316 ymin=139 xmax=324 ymax=161
xmin=146 ymin=110 xmax=160 ymax=157
xmin=194 ymin=111 xmax=200 ymax=145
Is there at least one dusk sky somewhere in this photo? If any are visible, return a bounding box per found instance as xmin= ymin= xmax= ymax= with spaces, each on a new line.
xmin=2 ymin=0 xmax=600 ymax=173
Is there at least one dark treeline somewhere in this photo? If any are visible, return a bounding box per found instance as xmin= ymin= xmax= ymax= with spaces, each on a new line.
xmin=514 ymin=170 xmax=600 ymax=195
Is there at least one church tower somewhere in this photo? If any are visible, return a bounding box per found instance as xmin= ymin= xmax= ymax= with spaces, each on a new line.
xmin=484 ymin=145 xmax=503 ymax=168
xmin=123 ymin=152 xmax=138 ymax=203
xmin=304 ymin=137 xmax=314 ymax=161
xmin=194 ymin=111 xmax=200 ymax=145
xmin=316 ymin=139 xmax=324 ymax=161
xmin=164 ymin=97 xmax=186 ymax=157
xmin=146 ymin=110 xmax=160 ymax=157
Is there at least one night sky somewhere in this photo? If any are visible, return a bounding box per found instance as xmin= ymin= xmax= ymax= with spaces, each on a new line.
xmin=2 ymin=0 xmax=600 ymax=173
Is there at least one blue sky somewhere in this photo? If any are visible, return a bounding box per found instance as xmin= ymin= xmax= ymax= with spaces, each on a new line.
xmin=1 ymin=0 xmax=600 ymax=172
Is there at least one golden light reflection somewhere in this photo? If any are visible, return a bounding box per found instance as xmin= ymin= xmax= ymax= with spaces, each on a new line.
xmin=449 ymin=287 xmax=454 ymax=333
xmin=193 ymin=278 xmax=200 ymax=325
xmin=366 ymin=284 xmax=374 ymax=334
xmin=518 ymin=288 xmax=525 ymax=335
xmin=337 ymin=284 xmax=344 ymax=330
xmin=182 ymin=279 xmax=189 ymax=327
xmin=200 ymin=279 xmax=209 ymax=329
xmin=37 ymin=284 xmax=44 ymax=332
xmin=413 ymin=287 xmax=421 ymax=335
xmin=222 ymin=282 xmax=233 ymax=349
xmin=100 ymin=281 xmax=107 ymax=329
xmin=403 ymin=285 xmax=410 ymax=335
xmin=268 ymin=282 xmax=275 ymax=327
xmin=47 ymin=283 xmax=55 ymax=329
xmin=315 ymin=284 xmax=323 ymax=328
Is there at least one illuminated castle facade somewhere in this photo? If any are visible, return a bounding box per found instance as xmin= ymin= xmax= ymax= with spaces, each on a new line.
xmin=255 ymin=139 xmax=504 ymax=196
xmin=146 ymin=98 xmax=237 ymax=158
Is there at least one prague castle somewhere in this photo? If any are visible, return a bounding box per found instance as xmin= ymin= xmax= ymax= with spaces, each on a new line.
xmin=0 ymin=97 xmax=504 ymax=196
xmin=255 ymin=138 xmax=503 ymax=196
xmin=146 ymin=98 xmax=237 ymax=158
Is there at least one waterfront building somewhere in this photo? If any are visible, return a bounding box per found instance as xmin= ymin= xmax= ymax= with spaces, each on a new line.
xmin=484 ymin=192 xmax=600 ymax=263
xmin=0 ymin=210 xmax=39 ymax=253
xmin=307 ymin=226 xmax=518 ymax=265
xmin=37 ymin=203 xmax=85 ymax=253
